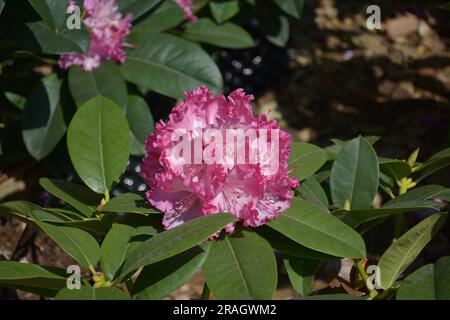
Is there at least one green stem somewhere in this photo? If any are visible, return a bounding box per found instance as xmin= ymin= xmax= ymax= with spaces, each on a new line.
xmin=12 ymin=50 xmax=58 ymax=65
xmin=200 ymin=283 xmax=210 ymax=300
xmin=354 ymin=259 xmax=378 ymax=299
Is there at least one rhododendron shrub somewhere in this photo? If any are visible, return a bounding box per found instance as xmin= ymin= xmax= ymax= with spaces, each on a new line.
xmin=1 ymin=0 xmax=450 ymax=302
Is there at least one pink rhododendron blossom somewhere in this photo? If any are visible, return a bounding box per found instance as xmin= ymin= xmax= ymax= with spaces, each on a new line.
xmin=59 ymin=0 xmax=132 ymax=71
xmin=174 ymin=0 xmax=197 ymax=22
xmin=141 ymin=86 xmax=298 ymax=233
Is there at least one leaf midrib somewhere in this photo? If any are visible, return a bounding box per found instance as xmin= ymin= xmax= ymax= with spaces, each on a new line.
xmin=279 ymin=212 xmax=362 ymax=257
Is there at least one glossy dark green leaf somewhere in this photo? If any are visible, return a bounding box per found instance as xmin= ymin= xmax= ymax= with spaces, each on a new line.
xmin=0 ymin=1 xmax=4 ymax=15
xmin=39 ymin=178 xmax=102 ymax=217
xmin=183 ymin=18 xmax=254 ymax=48
xmin=102 ymin=193 xmax=158 ymax=215
xmin=298 ymin=176 xmax=329 ymax=211
xmin=330 ymin=137 xmax=379 ymax=210
xmin=22 ymin=74 xmax=67 ymax=160
xmin=260 ymin=13 xmax=289 ymax=47
xmin=414 ymin=148 xmax=450 ymax=182
xmin=378 ymin=212 xmax=447 ymax=290
xmin=47 ymin=218 xmax=109 ymax=236
xmin=385 ymin=185 xmax=450 ymax=205
xmin=379 ymin=158 xmax=411 ymax=181
xmin=256 ymin=226 xmax=336 ymax=260
xmin=100 ymin=222 xmax=147 ymax=281
xmin=131 ymin=0 xmax=183 ymax=33
xmin=289 ymin=142 xmax=327 ymax=181
xmin=126 ymin=94 xmax=154 ymax=155
xmin=119 ymin=214 xmax=235 ymax=279
xmin=0 ymin=261 xmax=66 ymax=297
xmin=268 ymin=199 xmax=366 ymax=258
xmin=284 ymin=257 xmax=318 ymax=297
xmin=335 ymin=200 xmax=440 ymax=228
xmin=301 ymin=294 xmax=366 ymax=300
xmin=68 ymin=62 xmax=128 ymax=111
xmin=132 ymin=245 xmax=209 ymax=299
xmin=203 ymin=230 xmax=277 ymax=300
xmin=0 ymin=201 xmax=67 ymax=223
xmin=33 ymin=217 xmax=101 ymax=268
xmin=25 ymin=20 xmax=89 ymax=54
xmin=29 ymin=0 xmax=67 ymax=31
xmin=122 ymin=32 xmax=223 ymax=99
xmin=209 ymin=0 xmax=240 ymax=23
xmin=325 ymin=136 xmax=380 ymax=161
xmin=116 ymin=0 xmax=161 ymax=21
xmin=274 ymin=0 xmax=304 ymax=19
xmin=56 ymin=285 xmax=129 ymax=300
xmin=397 ymin=256 xmax=450 ymax=300
xmin=67 ymin=96 xmax=131 ymax=194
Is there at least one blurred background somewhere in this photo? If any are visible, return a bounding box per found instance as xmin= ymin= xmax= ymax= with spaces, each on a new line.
xmin=1 ymin=0 xmax=449 ymax=299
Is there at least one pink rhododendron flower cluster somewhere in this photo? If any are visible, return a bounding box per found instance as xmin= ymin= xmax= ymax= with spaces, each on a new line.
xmin=141 ymin=86 xmax=298 ymax=233
xmin=174 ymin=0 xmax=197 ymax=22
xmin=59 ymin=0 xmax=132 ymax=71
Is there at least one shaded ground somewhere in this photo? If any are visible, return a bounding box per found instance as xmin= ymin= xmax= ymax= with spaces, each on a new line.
xmin=1 ymin=0 xmax=449 ymax=299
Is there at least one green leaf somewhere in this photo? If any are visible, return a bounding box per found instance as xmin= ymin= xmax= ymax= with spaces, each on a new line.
xmin=298 ymin=176 xmax=329 ymax=211
xmin=378 ymin=212 xmax=447 ymax=290
xmin=209 ymin=0 xmax=240 ymax=23
xmin=397 ymin=256 xmax=450 ymax=300
xmin=301 ymin=293 xmax=366 ymax=300
xmin=47 ymin=218 xmax=110 ymax=236
xmin=56 ymin=285 xmax=130 ymax=300
xmin=284 ymin=257 xmax=318 ymax=297
xmin=183 ymin=18 xmax=254 ymax=48
xmin=29 ymin=0 xmax=67 ymax=31
xmin=0 ymin=201 xmax=67 ymax=223
xmin=68 ymin=62 xmax=128 ymax=111
xmin=102 ymin=193 xmax=158 ymax=215
xmin=326 ymin=136 xmax=380 ymax=161
xmin=22 ymin=74 xmax=68 ymax=161
xmin=379 ymin=158 xmax=411 ymax=181
xmin=414 ymin=148 xmax=450 ymax=182
xmin=126 ymin=94 xmax=154 ymax=155
xmin=33 ymin=218 xmax=101 ymax=268
xmin=385 ymin=185 xmax=450 ymax=205
xmin=330 ymin=136 xmax=379 ymax=210
xmin=289 ymin=142 xmax=327 ymax=181
xmin=335 ymin=200 xmax=441 ymax=228
xmin=256 ymin=226 xmax=336 ymax=260
xmin=260 ymin=13 xmax=290 ymax=47
xmin=116 ymin=0 xmax=161 ymax=21
xmin=131 ymin=0 xmax=183 ymax=33
xmin=441 ymin=2 xmax=450 ymax=10
xmin=0 ymin=261 xmax=66 ymax=297
xmin=132 ymin=245 xmax=209 ymax=299
xmin=203 ymin=230 xmax=277 ymax=300
xmin=100 ymin=222 xmax=147 ymax=281
xmin=39 ymin=178 xmax=102 ymax=217
xmin=67 ymin=96 xmax=131 ymax=194
xmin=0 ymin=0 xmax=4 ymax=15
xmin=25 ymin=20 xmax=89 ymax=54
xmin=267 ymin=199 xmax=366 ymax=258
xmin=274 ymin=0 xmax=305 ymax=19
xmin=119 ymin=213 xmax=235 ymax=279
xmin=121 ymin=32 xmax=223 ymax=99
xmin=4 ymin=92 xmax=26 ymax=110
